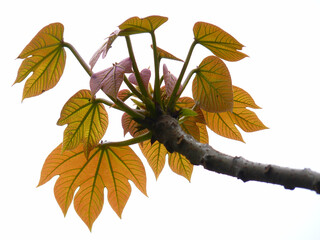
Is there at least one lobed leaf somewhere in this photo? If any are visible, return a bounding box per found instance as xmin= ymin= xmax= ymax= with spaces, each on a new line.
xmin=193 ymin=22 xmax=248 ymax=61
xmin=38 ymin=143 xmax=147 ymax=230
xmin=202 ymin=86 xmax=267 ymax=141
xmin=90 ymin=58 xmax=133 ymax=98
xmin=14 ymin=23 xmax=66 ymax=100
xmin=119 ymin=15 xmax=168 ymax=35
xmin=193 ymin=56 xmax=233 ymax=113
xmin=139 ymin=140 xmax=167 ymax=179
xmin=57 ymin=90 xmax=108 ymax=156
xmin=202 ymin=110 xmax=244 ymax=142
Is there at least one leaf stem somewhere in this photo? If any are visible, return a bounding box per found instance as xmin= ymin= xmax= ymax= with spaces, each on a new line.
xmin=178 ymin=68 xmax=198 ymax=98
xmin=63 ymin=42 xmax=93 ymax=76
xmin=123 ymin=75 xmax=144 ymax=101
xmin=167 ymin=40 xmax=197 ymax=111
xmin=101 ymin=132 xmax=152 ymax=147
xmin=108 ymin=95 xmax=145 ymax=120
xmin=150 ymin=32 xmax=161 ymax=104
xmin=125 ymin=36 xmax=155 ymax=113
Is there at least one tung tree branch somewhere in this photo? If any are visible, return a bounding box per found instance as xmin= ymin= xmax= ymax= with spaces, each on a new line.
xmin=151 ymin=114 xmax=320 ymax=194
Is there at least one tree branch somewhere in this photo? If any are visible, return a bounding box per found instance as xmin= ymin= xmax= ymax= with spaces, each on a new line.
xmin=151 ymin=114 xmax=320 ymax=194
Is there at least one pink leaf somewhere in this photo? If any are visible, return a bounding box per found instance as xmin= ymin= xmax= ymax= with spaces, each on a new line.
xmin=128 ymin=68 xmax=151 ymax=90
xmin=90 ymin=57 xmax=133 ymax=98
xmin=163 ymin=64 xmax=182 ymax=97
xmin=89 ymin=30 xmax=120 ymax=69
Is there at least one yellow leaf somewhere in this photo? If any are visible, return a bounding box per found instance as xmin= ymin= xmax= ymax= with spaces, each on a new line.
xmin=197 ymin=123 xmax=209 ymax=144
xmin=231 ymin=108 xmax=268 ymax=132
xmin=38 ymin=143 xmax=147 ymax=230
xmin=193 ymin=56 xmax=233 ymax=113
xmin=14 ymin=23 xmax=66 ymax=100
xmin=193 ymin=22 xmax=248 ymax=61
xmin=139 ymin=140 xmax=167 ymax=179
xmin=57 ymin=90 xmax=108 ymax=156
xmin=168 ymin=152 xmax=193 ymax=182
xmin=119 ymin=15 xmax=168 ymax=35
xmin=202 ymin=110 xmax=244 ymax=142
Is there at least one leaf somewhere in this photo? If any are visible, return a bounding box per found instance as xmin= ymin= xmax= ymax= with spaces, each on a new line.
xmin=57 ymin=90 xmax=108 ymax=156
xmin=176 ymin=97 xmax=205 ymax=124
xmin=231 ymin=108 xmax=268 ymax=132
xmin=202 ymin=86 xmax=267 ymax=141
xmin=139 ymin=140 xmax=167 ymax=179
xmin=119 ymin=15 xmax=168 ymax=35
xmin=233 ymin=86 xmax=261 ymax=109
xmin=180 ymin=118 xmax=200 ymax=142
xmin=121 ymin=112 xmax=148 ymax=137
xmin=193 ymin=56 xmax=233 ymax=113
xmin=38 ymin=143 xmax=147 ymax=230
xmin=151 ymin=45 xmax=183 ymax=62
xmin=117 ymin=89 xmax=132 ymax=102
xmin=14 ymin=23 xmax=66 ymax=100
xmin=163 ymin=64 xmax=182 ymax=97
xmin=202 ymin=110 xmax=244 ymax=142
xmin=168 ymin=152 xmax=193 ymax=182
xmin=180 ymin=108 xmax=198 ymax=118
xmin=197 ymin=123 xmax=209 ymax=144
xmin=90 ymin=58 xmax=133 ymax=98
xmin=193 ymin=22 xmax=248 ymax=61
xmin=89 ymin=29 xmax=120 ymax=69
xmin=128 ymin=68 xmax=151 ymax=90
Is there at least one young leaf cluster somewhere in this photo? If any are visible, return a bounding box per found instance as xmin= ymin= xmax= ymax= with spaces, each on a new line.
xmin=14 ymin=15 xmax=267 ymax=230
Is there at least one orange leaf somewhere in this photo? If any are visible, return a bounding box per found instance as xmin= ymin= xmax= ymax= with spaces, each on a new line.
xmin=152 ymin=45 xmax=183 ymax=62
xmin=233 ymin=86 xmax=261 ymax=109
xmin=139 ymin=140 xmax=167 ymax=179
xmin=121 ymin=112 xmax=148 ymax=137
xmin=180 ymin=118 xmax=200 ymax=142
xmin=119 ymin=15 xmax=168 ymax=35
xmin=14 ymin=23 xmax=66 ymax=100
xmin=38 ymin=143 xmax=147 ymax=230
xmin=193 ymin=56 xmax=233 ymax=113
xmin=202 ymin=110 xmax=244 ymax=142
xmin=168 ymin=152 xmax=193 ymax=182
xmin=57 ymin=90 xmax=108 ymax=156
xmin=193 ymin=22 xmax=248 ymax=61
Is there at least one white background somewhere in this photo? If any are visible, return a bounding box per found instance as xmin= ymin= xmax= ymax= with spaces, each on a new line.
xmin=2 ymin=0 xmax=320 ymax=239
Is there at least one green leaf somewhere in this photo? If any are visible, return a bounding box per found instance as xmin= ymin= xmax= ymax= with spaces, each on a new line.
xmin=119 ymin=15 xmax=168 ymax=35
xmin=14 ymin=23 xmax=66 ymax=100
xmin=57 ymin=90 xmax=108 ymax=156
xmin=193 ymin=56 xmax=233 ymax=113
xmin=193 ymin=22 xmax=248 ymax=61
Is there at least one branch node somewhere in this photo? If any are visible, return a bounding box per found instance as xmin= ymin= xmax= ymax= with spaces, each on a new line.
xmin=264 ymin=165 xmax=272 ymax=175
